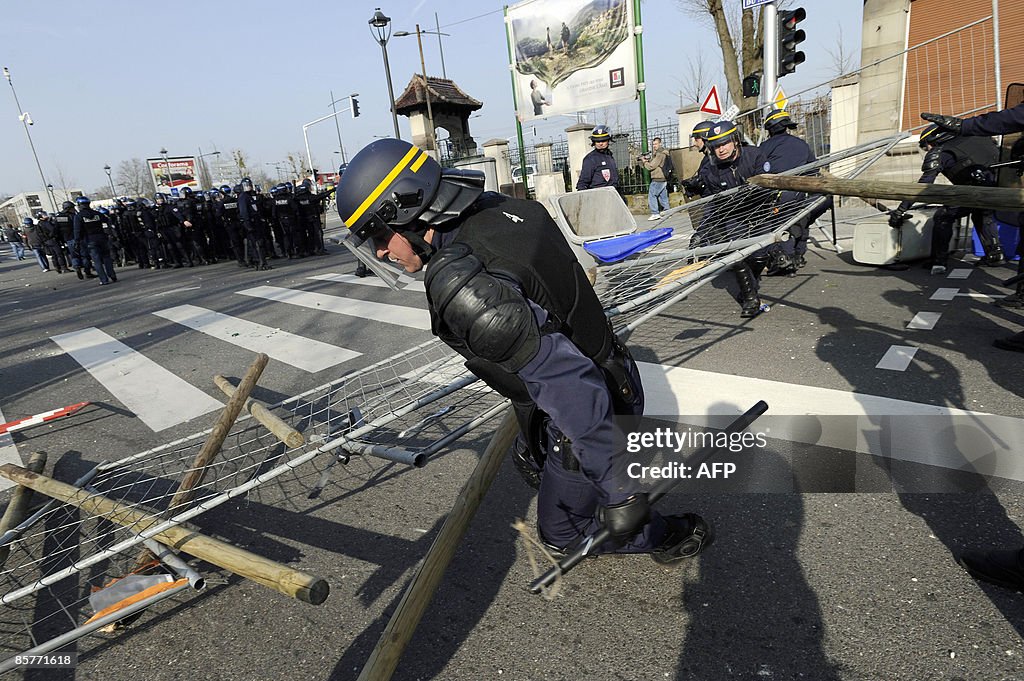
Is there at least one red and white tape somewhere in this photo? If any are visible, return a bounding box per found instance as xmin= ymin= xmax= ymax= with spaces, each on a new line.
xmin=0 ymin=402 xmax=91 ymax=435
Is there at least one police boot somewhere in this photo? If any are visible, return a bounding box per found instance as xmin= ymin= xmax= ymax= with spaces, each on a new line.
xmin=766 ymin=250 xmax=796 ymax=278
xmin=75 ymin=266 xmax=84 ymax=280
xmin=979 ymin=242 xmax=1005 ymax=267
xmin=958 ymin=547 xmax=1024 ymax=592
xmin=994 ymin=282 xmax=1024 ymax=309
xmin=650 ymin=514 xmax=712 ymax=565
xmin=733 ymin=264 xmax=762 ymax=318
xmin=993 ymin=330 xmax=1024 ymax=353
xmin=795 ymin=252 xmax=807 ymax=269
xmin=355 ymin=262 xmax=369 ymax=278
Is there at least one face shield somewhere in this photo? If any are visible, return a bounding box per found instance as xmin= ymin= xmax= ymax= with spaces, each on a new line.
xmin=342 ymin=220 xmax=410 ymax=291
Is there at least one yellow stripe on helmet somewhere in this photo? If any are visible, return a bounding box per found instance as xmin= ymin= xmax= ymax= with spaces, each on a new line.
xmin=344 ymin=145 xmax=423 ymax=228
xmin=920 ymin=126 xmax=938 ymax=142
xmin=410 ymin=150 xmax=428 ymax=172
xmin=706 ymin=125 xmax=737 ymax=142
xmin=765 ymin=110 xmax=790 ymax=122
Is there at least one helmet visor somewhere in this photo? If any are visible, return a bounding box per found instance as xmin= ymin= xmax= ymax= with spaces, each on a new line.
xmin=342 ymin=230 xmax=407 ymax=291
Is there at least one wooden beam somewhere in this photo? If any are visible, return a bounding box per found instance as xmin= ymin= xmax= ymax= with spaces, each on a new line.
xmin=213 ymin=375 xmax=304 ymax=449
xmin=357 ymin=407 xmax=519 ymax=681
xmin=0 ymin=464 xmax=329 ymax=605
xmin=748 ymin=174 xmax=1024 ymax=212
xmin=0 ymin=451 xmax=47 ymax=565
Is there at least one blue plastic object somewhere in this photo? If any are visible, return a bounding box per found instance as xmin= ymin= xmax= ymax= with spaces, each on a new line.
xmin=971 ymin=218 xmax=1020 ymax=260
xmin=583 ymin=227 xmax=674 ymax=263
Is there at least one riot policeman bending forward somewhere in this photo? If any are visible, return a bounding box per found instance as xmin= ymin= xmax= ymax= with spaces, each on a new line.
xmin=335 ymin=138 xmax=711 ymax=565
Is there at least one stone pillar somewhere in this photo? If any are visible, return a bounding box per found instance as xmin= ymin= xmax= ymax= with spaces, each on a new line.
xmin=483 ymin=139 xmax=512 ymax=188
xmin=535 ymin=142 xmax=553 ymax=173
xmin=677 ymin=104 xmax=704 ymax=149
xmin=566 ymin=123 xmax=593 ymax=191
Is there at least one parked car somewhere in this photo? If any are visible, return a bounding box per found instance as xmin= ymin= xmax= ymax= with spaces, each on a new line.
xmin=510 ymin=163 xmax=537 ymax=191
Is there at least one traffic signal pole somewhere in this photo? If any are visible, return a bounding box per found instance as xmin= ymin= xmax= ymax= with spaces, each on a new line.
xmin=761 ymin=2 xmax=778 ymax=110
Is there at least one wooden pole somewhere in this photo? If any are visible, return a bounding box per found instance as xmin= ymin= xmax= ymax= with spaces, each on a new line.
xmin=357 ymin=407 xmax=519 ymax=681
xmin=214 ymin=375 xmax=304 ymax=449
xmin=0 ymin=464 xmax=329 ymax=605
xmin=134 ymin=353 xmax=268 ymax=569
xmin=748 ymin=174 xmax=1024 ymax=212
xmin=0 ymin=451 xmax=47 ymax=565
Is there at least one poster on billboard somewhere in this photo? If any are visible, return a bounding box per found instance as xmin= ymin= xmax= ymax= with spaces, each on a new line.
xmin=147 ymin=156 xmax=200 ymax=195
xmin=506 ymin=0 xmax=636 ymax=122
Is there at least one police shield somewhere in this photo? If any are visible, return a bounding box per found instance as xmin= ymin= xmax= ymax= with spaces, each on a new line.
xmin=342 ymin=233 xmax=407 ymax=291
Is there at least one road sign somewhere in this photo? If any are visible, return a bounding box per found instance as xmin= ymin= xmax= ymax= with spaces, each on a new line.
xmin=742 ymin=0 xmax=774 ymax=8
xmin=700 ymin=85 xmax=723 ymax=116
xmin=773 ymin=85 xmax=789 ymax=111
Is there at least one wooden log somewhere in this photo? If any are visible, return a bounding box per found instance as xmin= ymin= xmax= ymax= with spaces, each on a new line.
xmin=0 ymin=464 xmax=329 ymax=605
xmin=0 ymin=452 xmax=47 ymax=565
xmin=748 ymin=174 xmax=1024 ymax=212
xmin=134 ymin=352 xmax=268 ymax=569
xmin=357 ymin=407 xmax=519 ymax=681
xmin=213 ymin=375 xmax=304 ymax=449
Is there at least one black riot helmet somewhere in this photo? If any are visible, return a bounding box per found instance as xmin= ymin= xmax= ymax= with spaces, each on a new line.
xmin=75 ymin=195 xmax=91 ymax=208
xmin=181 ymin=186 xmax=193 ymax=197
xmin=219 ymin=184 xmax=232 ymax=195
xmin=336 ymin=138 xmax=484 ymax=284
xmin=763 ymin=109 xmax=797 ymax=136
xmin=705 ymin=120 xmax=740 ymax=150
xmin=154 ymin=193 xmax=167 ymax=205
xmin=240 ymin=177 xmax=254 ymax=193
xmin=919 ymin=123 xmax=956 ymax=149
xmin=62 ymin=200 xmax=75 ymax=211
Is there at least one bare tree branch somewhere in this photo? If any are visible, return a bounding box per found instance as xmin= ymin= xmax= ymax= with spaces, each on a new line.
xmin=115 ymin=158 xmax=153 ymax=197
xmin=823 ymin=22 xmax=857 ymax=79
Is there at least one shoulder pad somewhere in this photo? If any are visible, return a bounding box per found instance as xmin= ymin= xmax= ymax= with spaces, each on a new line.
xmin=922 ymin=148 xmax=943 ymax=173
xmin=425 ymin=243 xmax=540 ymax=372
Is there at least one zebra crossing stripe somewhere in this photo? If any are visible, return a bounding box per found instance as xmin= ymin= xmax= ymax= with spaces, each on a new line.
xmin=154 ymin=304 xmax=360 ymax=372
xmin=308 ymin=272 xmax=426 ymax=292
xmin=50 ymin=328 xmax=223 ymax=432
xmin=237 ymin=285 xmax=432 ymax=330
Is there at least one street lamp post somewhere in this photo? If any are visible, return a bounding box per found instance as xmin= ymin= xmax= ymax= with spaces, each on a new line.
xmin=369 ymin=8 xmax=401 ymax=139
xmin=197 ymin=148 xmax=221 ymax=189
xmin=302 ymin=107 xmax=354 ymax=186
xmin=159 ymin=147 xmax=173 ymax=195
xmin=395 ymin=26 xmax=439 ymax=152
xmin=46 ymin=183 xmax=56 ymax=211
xmin=103 ymin=164 xmax=117 ymax=199
xmin=3 ymin=67 xmax=54 ymax=212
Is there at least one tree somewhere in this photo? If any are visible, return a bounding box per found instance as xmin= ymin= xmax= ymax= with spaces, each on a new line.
xmin=676 ymin=0 xmax=769 ymax=115
xmin=231 ymin=149 xmax=249 ymax=179
xmin=115 ymin=158 xmax=153 ymax=197
xmin=824 ymin=22 xmax=857 ymax=79
xmin=286 ymin=152 xmax=306 ymax=181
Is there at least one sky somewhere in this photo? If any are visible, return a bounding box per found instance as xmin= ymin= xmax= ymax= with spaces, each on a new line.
xmin=0 ymin=1 xmax=863 ymax=197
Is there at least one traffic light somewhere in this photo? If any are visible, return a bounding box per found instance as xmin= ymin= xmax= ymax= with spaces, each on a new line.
xmin=742 ymin=73 xmax=761 ymax=98
xmin=778 ymin=7 xmax=806 ymax=77
xmin=350 ymin=95 xmax=360 ymax=118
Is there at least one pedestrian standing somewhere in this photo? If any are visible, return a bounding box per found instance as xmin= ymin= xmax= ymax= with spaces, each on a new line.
xmin=641 ymin=137 xmax=671 ymax=221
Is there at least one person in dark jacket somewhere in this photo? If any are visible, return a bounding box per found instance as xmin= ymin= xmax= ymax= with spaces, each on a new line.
xmin=759 ymin=109 xmax=824 ymax=270
xmin=238 ymin=178 xmax=271 ymax=270
xmin=576 ymin=125 xmax=619 ymax=192
xmin=22 ymin=217 xmax=51 ymax=271
xmin=696 ymin=119 xmax=773 ymax=317
xmin=889 ymin=124 xmax=1003 ymax=274
xmin=4 ymin=223 xmax=26 ymax=260
xmin=336 ymin=138 xmax=712 ymax=566
xmin=72 ymin=196 xmax=117 ymax=285
xmin=36 ymin=211 xmax=68 ymax=273
xmin=53 ymin=200 xmax=94 ymax=278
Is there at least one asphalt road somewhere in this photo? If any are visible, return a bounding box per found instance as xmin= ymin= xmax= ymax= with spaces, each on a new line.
xmin=1 ymin=207 xmax=1024 ymax=681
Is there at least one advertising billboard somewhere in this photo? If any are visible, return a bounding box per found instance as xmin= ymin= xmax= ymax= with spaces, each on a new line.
xmin=147 ymin=156 xmax=200 ymax=195
xmin=506 ymin=0 xmax=636 ymax=122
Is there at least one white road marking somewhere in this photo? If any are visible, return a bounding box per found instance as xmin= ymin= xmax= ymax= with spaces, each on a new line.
xmin=147 ymin=286 xmax=203 ymax=298
xmin=907 ymin=312 xmax=942 ymax=330
xmin=0 ymin=406 xmax=20 ymax=492
xmin=875 ymin=345 xmax=919 ymax=371
xmin=309 ymin=272 xmax=426 ymax=292
xmin=50 ymin=328 xmax=223 ymax=432
xmin=947 ymin=269 xmax=973 ymax=280
xmin=237 ymin=286 xmax=431 ymax=330
xmin=637 ymin=361 xmax=1024 ymax=481
xmin=931 ymin=287 xmax=993 ymax=301
xmin=153 ymin=304 xmax=360 ymax=372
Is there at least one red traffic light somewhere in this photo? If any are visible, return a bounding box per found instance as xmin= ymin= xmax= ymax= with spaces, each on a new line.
xmin=781 ymin=7 xmax=806 ymax=30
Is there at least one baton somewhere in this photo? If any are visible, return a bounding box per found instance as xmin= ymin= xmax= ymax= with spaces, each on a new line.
xmin=528 ymin=399 xmax=769 ymax=595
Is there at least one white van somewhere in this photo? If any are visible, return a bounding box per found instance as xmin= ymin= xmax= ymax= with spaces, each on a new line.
xmin=510 ymin=164 xmax=537 ymax=191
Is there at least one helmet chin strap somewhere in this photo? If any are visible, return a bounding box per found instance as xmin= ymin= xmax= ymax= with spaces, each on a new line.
xmin=401 ymin=228 xmax=437 ymax=264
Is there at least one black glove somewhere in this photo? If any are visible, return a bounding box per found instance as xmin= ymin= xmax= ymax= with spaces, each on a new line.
xmin=888 ymin=209 xmax=907 ymax=229
xmin=597 ymin=494 xmax=650 ymax=541
xmin=681 ymin=176 xmax=705 ymax=198
xmin=921 ymin=112 xmax=963 ymax=135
